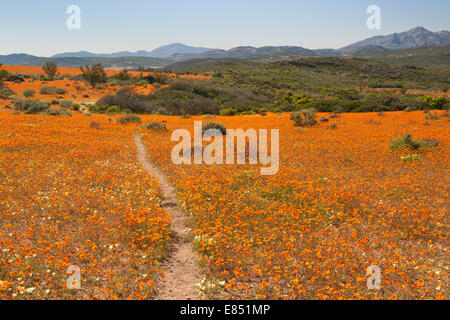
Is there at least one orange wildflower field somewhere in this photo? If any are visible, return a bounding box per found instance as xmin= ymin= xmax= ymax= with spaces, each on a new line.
xmin=0 ymin=113 xmax=171 ymax=299
xmin=0 ymin=109 xmax=448 ymax=300
xmin=140 ymin=111 xmax=449 ymax=300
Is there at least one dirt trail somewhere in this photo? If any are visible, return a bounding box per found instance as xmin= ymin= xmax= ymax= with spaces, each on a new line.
xmin=133 ymin=133 xmax=202 ymax=300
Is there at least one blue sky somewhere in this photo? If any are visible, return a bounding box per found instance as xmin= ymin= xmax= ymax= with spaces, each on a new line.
xmin=0 ymin=0 xmax=449 ymax=56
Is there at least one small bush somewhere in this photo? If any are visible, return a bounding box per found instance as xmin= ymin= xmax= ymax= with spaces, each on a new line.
xmin=424 ymin=111 xmax=440 ymax=120
xmin=59 ymin=100 xmax=73 ymax=108
xmin=42 ymin=61 xmax=57 ymax=80
xmin=328 ymin=123 xmax=338 ymax=130
xmin=90 ymin=121 xmax=101 ymax=129
xmin=0 ymin=69 xmax=9 ymax=86
xmin=290 ymin=108 xmax=317 ymax=127
xmin=14 ymin=99 xmax=50 ymax=113
xmin=40 ymin=86 xmax=56 ymax=95
xmin=23 ymin=89 xmax=36 ymax=98
xmin=106 ymin=105 xmax=121 ymax=114
xmin=118 ymin=115 xmax=142 ymax=124
xmin=390 ymin=134 xmax=432 ymax=151
xmin=40 ymin=109 xmax=72 ymax=116
xmin=88 ymin=104 xmax=109 ymax=114
xmin=80 ymin=64 xmax=107 ymax=88
xmin=219 ymin=108 xmax=237 ymax=116
xmin=55 ymin=88 xmax=68 ymax=95
xmin=202 ymin=122 xmax=227 ymax=135
xmin=142 ymin=121 xmax=168 ymax=131
xmin=0 ymin=87 xmax=15 ymax=99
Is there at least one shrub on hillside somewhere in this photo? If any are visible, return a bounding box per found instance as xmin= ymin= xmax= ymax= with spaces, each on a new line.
xmin=40 ymin=109 xmax=72 ymax=116
xmin=424 ymin=111 xmax=440 ymax=120
xmin=59 ymin=100 xmax=73 ymax=108
xmin=0 ymin=87 xmax=15 ymax=99
xmin=23 ymin=89 xmax=36 ymax=98
xmin=142 ymin=121 xmax=168 ymax=131
xmin=40 ymin=86 xmax=57 ymax=95
xmin=42 ymin=61 xmax=57 ymax=80
xmin=55 ymin=88 xmax=68 ymax=95
xmin=0 ymin=69 xmax=9 ymax=86
xmin=290 ymin=108 xmax=318 ymax=127
xmin=106 ymin=105 xmax=121 ymax=114
xmin=202 ymin=122 xmax=227 ymax=135
xmin=117 ymin=115 xmax=142 ymax=124
xmin=219 ymin=108 xmax=237 ymax=116
xmin=80 ymin=64 xmax=107 ymax=88
xmin=389 ymin=134 xmax=432 ymax=151
xmin=14 ymin=99 xmax=50 ymax=114
xmin=97 ymin=87 xmax=153 ymax=114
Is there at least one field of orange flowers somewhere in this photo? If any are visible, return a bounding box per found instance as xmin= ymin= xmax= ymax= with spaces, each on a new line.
xmin=140 ymin=111 xmax=449 ymax=300
xmin=0 ymin=65 xmax=210 ymax=108
xmin=0 ymin=97 xmax=448 ymax=299
xmin=0 ymin=112 xmax=172 ymax=299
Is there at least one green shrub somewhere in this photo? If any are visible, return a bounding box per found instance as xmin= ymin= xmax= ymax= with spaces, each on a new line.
xmin=106 ymin=105 xmax=121 ymax=114
xmin=0 ymin=69 xmax=9 ymax=86
xmin=55 ymin=88 xmax=68 ymax=95
xmin=88 ymin=104 xmax=109 ymax=114
xmin=90 ymin=121 xmax=101 ymax=129
xmin=40 ymin=86 xmax=56 ymax=95
xmin=424 ymin=111 xmax=440 ymax=120
xmin=389 ymin=134 xmax=432 ymax=151
xmin=428 ymin=97 xmax=447 ymax=109
xmin=42 ymin=61 xmax=57 ymax=80
xmin=202 ymin=122 xmax=227 ymax=135
xmin=14 ymin=99 xmax=50 ymax=114
xmin=59 ymin=100 xmax=73 ymax=108
xmin=142 ymin=121 xmax=168 ymax=131
xmin=0 ymin=87 xmax=15 ymax=99
xmin=80 ymin=64 xmax=107 ymax=88
xmin=118 ymin=115 xmax=142 ymax=124
xmin=40 ymin=109 xmax=72 ymax=116
xmin=290 ymin=108 xmax=318 ymax=127
xmin=23 ymin=89 xmax=36 ymax=98
xmin=219 ymin=108 xmax=237 ymax=116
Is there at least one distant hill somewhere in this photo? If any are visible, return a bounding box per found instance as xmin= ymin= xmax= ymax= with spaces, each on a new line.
xmin=51 ymin=43 xmax=212 ymax=59
xmin=147 ymin=43 xmax=211 ymax=58
xmin=0 ymin=54 xmax=42 ymax=65
xmin=341 ymin=27 xmax=450 ymax=52
xmin=346 ymin=45 xmax=450 ymax=68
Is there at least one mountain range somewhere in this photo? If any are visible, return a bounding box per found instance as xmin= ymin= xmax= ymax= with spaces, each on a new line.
xmin=50 ymin=43 xmax=211 ymax=59
xmin=1 ymin=27 xmax=449 ymax=68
